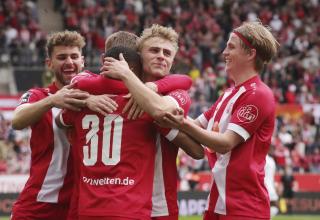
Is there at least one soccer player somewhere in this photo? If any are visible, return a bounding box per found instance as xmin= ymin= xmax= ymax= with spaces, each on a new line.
xmin=10 ymin=30 xmax=117 ymax=220
xmin=56 ymin=46 xmax=202 ymax=220
xmin=10 ymin=31 xmax=90 ymax=220
xmin=101 ymin=24 xmax=202 ymax=220
xmin=158 ymin=21 xmax=280 ymax=220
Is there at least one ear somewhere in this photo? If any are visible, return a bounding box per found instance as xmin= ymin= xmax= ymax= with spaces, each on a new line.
xmin=45 ymin=58 xmax=51 ymax=68
xmin=248 ymin=48 xmax=257 ymax=61
xmin=81 ymin=56 xmax=85 ymax=69
xmin=100 ymin=53 xmax=105 ymax=65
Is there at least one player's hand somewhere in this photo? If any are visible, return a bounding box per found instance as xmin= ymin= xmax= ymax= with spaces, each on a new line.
xmin=100 ymin=53 xmax=132 ymax=80
xmin=51 ymin=83 xmax=89 ymax=111
xmin=123 ymin=94 xmax=144 ymax=120
xmin=86 ymin=94 xmax=118 ymax=116
xmin=156 ymin=108 xmax=185 ymax=128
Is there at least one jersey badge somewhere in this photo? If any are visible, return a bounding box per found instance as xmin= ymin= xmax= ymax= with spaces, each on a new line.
xmin=237 ymin=105 xmax=258 ymax=123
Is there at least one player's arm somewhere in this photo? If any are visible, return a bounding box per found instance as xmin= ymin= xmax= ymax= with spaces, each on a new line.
xmin=146 ymin=74 xmax=192 ymax=94
xmin=101 ymin=54 xmax=179 ymax=121
xmin=171 ymin=131 xmax=204 ymax=159
xmin=12 ymin=84 xmax=89 ymax=130
xmin=163 ymin=114 xmax=244 ymax=154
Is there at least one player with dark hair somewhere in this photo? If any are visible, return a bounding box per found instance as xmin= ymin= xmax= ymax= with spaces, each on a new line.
xmin=101 ymin=24 xmax=202 ymax=220
xmin=56 ymin=45 xmax=202 ymax=220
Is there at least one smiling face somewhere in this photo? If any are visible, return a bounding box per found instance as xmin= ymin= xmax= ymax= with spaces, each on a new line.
xmin=46 ymin=46 xmax=84 ymax=88
xmin=222 ymin=33 xmax=251 ymax=80
xmin=140 ymin=37 xmax=177 ymax=81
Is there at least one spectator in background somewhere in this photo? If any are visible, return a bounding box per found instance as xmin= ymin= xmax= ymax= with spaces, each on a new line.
xmin=280 ymin=165 xmax=297 ymax=214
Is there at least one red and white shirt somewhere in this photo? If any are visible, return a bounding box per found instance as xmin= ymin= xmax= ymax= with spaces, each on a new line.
xmin=12 ymin=83 xmax=73 ymax=219
xmin=151 ymin=90 xmax=191 ymax=217
xmin=59 ymin=96 xmax=177 ymax=219
xmin=198 ymin=76 xmax=275 ymax=218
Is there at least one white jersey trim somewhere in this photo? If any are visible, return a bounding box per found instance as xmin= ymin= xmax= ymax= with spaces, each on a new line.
xmin=152 ymin=133 xmax=169 ymax=216
xmin=165 ymin=129 xmax=179 ymax=141
xmin=166 ymin=95 xmax=179 ymax=107
xmin=59 ymin=111 xmax=68 ymax=127
xmin=197 ymin=114 xmax=208 ymax=128
xmin=227 ymin=123 xmax=250 ymax=141
xmin=37 ymin=107 xmax=71 ymax=203
xmin=213 ymin=152 xmax=232 ymax=215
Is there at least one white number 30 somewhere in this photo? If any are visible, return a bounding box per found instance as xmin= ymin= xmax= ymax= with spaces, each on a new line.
xmin=82 ymin=114 xmax=123 ymax=166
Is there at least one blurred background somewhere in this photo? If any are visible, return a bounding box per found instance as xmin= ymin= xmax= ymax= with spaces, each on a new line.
xmin=0 ymin=0 xmax=319 ymax=218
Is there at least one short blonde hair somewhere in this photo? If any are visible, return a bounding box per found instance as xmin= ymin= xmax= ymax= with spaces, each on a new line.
xmin=46 ymin=30 xmax=85 ymax=58
xmin=138 ymin=24 xmax=179 ymax=52
xmin=233 ymin=21 xmax=280 ymax=72
xmin=105 ymin=31 xmax=138 ymax=51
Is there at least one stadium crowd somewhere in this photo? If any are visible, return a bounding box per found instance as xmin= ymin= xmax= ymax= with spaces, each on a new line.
xmin=0 ymin=0 xmax=319 ymax=192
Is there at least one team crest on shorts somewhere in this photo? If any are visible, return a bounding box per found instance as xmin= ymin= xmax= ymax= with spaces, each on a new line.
xmin=237 ymin=105 xmax=258 ymax=123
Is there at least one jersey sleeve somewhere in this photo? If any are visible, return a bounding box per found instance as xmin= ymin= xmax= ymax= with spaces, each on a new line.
xmin=70 ymin=70 xmax=98 ymax=84
xmin=151 ymin=90 xmax=191 ymax=142
xmin=196 ymin=100 xmax=220 ymax=129
xmin=227 ymin=91 xmax=275 ymax=141
xmin=156 ymin=126 xmax=179 ymax=142
xmin=75 ymin=76 xmax=128 ymax=95
xmin=58 ymin=109 xmax=76 ymax=127
xmin=18 ymin=88 xmax=45 ymax=105
xmin=166 ymin=89 xmax=191 ymax=115
xmin=155 ymin=74 xmax=192 ymax=94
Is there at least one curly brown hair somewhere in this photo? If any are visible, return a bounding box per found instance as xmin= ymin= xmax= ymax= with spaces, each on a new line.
xmin=46 ymin=30 xmax=85 ymax=58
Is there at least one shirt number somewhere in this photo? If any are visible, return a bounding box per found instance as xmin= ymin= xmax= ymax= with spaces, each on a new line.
xmin=82 ymin=114 xmax=123 ymax=166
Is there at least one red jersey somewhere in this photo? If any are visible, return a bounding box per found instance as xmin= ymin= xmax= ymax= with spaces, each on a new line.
xmin=69 ymin=73 xmax=192 ymax=219
xmin=151 ymin=90 xmax=191 ymax=218
xmin=59 ymin=97 xmax=177 ymax=219
xmin=197 ymin=76 xmax=275 ymax=218
xmin=12 ymin=83 xmax=73 ymax=219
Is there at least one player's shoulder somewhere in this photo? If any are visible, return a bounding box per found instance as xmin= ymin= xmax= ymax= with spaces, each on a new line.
xmin=242 ymin=79 xmax=274 ymax=102
xmin=71 ymin=70 xmax=97 ymax=84
xmin=19 ymin=87 xmax=48 ymax=104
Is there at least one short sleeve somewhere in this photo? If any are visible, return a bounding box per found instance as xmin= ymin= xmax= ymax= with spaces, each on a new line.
xmin=75 ymin=76 xmax=128 ymax=95
xmin=166 ymin=89 xmax=191 ymax=115
xmin=228 ymin=91 xmax=275 ymax=141
xmin=18 ymin=88 xmax=44 ymax=105
xmin=155 ymin=74 xmax=192 ymax=94
xmin=197 ymin=101 xmax=219 ymax=129
xmin=59 ymin=109 xmax=76 ymax=127
xmin=157 ymin=126 xmax=179 ymax=142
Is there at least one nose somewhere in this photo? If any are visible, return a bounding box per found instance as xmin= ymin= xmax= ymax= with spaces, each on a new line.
xmin=157 ymin=50 xmax=165 ymax=60
xmin=222 ymin=48 xmax=227 ymax=56
xmin=65 ymin=56 xmax=73 ymax=64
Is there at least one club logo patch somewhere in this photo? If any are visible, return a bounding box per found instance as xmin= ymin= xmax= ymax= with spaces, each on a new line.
xmin=237 ymin=105 xmax=258 ymax=123
xmin=19 ymin=92 xmax=31 ymax=104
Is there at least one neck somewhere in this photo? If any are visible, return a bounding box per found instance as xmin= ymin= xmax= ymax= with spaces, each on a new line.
xmin=142 ymin=74 xmax=158 ymax=83
xmin=232 ymin=67 xmax=258 ymax=86
xmin=54 ymin=80 xmax=63 ymax=89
